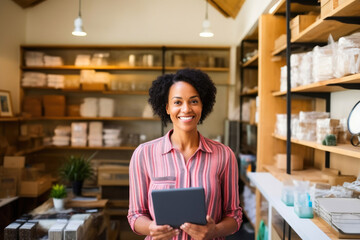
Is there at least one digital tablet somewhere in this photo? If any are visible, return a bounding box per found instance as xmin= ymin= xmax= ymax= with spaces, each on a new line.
xmin=151 ymin=187 xmax=207 ymax=228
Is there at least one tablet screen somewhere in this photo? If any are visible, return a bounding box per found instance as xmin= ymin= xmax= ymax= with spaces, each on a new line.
xmin=151 ymin=187 xmax=207 ymax=228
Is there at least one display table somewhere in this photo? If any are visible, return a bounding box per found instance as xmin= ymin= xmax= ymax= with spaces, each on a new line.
xmin=2 ymin=196 xmax=109 ymax=240
xmin=248 ymin=172 xmax=334 ymax=240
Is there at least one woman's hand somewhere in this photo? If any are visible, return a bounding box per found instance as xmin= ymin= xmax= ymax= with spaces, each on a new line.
xmin=149 ymin=221 xmax=180 ymax=240
xmin=180 ymin=215 xmax=217 ymax=240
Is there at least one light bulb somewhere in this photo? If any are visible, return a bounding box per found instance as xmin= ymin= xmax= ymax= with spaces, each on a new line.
xmin=200 ymin=19 xmax=214 ymax=37
xmin=72 ymin=16 xmax=87 ymax=36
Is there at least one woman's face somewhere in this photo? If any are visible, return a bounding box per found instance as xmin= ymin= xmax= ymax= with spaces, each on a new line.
xmin=166 ymin=81 xmax=202 ymax=133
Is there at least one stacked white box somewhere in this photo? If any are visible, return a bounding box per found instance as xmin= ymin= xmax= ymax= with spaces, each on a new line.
xmin=71 ymin=122 xmax=88 ymax=146
xmin=88 ymin=121 xmax=103 ymax=147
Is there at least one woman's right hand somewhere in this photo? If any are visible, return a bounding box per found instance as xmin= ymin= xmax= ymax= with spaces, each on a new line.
xmin=149 ymin=221 xmax=179 ymax=240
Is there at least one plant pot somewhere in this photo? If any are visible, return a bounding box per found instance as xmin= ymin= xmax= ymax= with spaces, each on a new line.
xmin=72 ymin=180 xmax=83 ymax=196
xmin=53 ymin=198 xmax=65 ymax=210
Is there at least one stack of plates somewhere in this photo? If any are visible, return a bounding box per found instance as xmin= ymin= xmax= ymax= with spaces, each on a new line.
xmin=317 ymin=198 xmax=360 ymax=234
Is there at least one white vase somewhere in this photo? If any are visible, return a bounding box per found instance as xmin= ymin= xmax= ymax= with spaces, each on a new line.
xmin=53 ymin=198 xmax=65 ymax=210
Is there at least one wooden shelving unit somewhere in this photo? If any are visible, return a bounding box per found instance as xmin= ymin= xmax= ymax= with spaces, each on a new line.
xmin=272 ymin=0 xmax=360 ymax=56
xmin=22 ymin=116 xmax=160 ymax=121
xmin=253 ymin=0 xmax=360 ymax=238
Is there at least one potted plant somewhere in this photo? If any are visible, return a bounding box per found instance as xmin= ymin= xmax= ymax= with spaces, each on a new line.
xmin=59 ymin=152 xmax=96 ymax=196
xmin=50 ymin=184 xmax=67 ymax=210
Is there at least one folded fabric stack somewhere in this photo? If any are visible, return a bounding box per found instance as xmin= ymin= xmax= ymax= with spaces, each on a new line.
xmin=25 ymin=51 xmax=44 ymax=66
xmin=22 ymin=72 xmax=47 ymax=87
xmin=99 ymin=98 xmax=114 ymax=117
xmin=47 ymin=74 xmax=65 ymax=89
xmin=52 ymin=125 xmax=71 ymax=146
xmin=71 ymin=122 xmax=88 ymax=146
xmin=75 ymin=54 xmax=91 ymax=66
xmin=44 ymin=55 xmax=63 ymax=66
xmin=88 ymin=121 xmax=103 ymax=147
xmin=103 ymin=128 xmax=122 ymax=147
xmin=80 ymin=98 xmax=98 ymax=117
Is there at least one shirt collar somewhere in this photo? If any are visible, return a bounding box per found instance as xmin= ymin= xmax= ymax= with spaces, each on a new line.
xmin=162 ymin=129 xmax=213 ymax=154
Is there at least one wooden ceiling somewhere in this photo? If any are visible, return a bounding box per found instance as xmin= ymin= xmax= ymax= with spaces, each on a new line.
xmin=208 ymin=0 xmax=246 ymax=19
xmin=12 ymin=0 xmax=46 ymax=8
xmin=12 ymin=0 xmax=245 ymax=19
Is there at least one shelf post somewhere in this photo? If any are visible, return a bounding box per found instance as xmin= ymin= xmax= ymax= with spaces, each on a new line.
xmin=286 ymin=0 xmax=292 ymax=175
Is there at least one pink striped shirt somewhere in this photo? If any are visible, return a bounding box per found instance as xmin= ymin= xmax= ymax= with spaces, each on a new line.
xmin=128 ymin=130 xmax=242 ymax=240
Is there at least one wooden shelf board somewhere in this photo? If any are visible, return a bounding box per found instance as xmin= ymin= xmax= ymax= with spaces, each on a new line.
xmin=21 ymin=65 xmax=163 ymax=71
xmin=263 ymin=164 xmax=328 ymax=183
xmin=272 ymin=73 xmax=360 ymax=96
xmin=241 ymin=89 xmax=258 ymax=96
xmin=22 ymin=87 xmax=150 ymax=95
xmin=47 ymin=145 xmax=136 ymax=150
xmin=23 ymin=116 xmax=160 ymax=121
xmin=293 ymin=18 xmax=360 ymax=43
xmin=22 ymin=65 xmax=229 ymax=72
xmin=272 ymin=44 xmax=286 ymax=56
xmin=273 ymin=134 xmax=360 ymax=159
xmin=242 ymin=53 xmax=258 ymax=67
xmin=327 ymin=0 xmax=360 ymax=18
xmin=164 ymin=66 xmax=229 ymax=72
xmin=0 ymin=117 xmax=20 ymax=122
xmin=273 ymin=0 xmax=320 ymax=15
xmin=14 ymin=146 xmax=46 ymax=156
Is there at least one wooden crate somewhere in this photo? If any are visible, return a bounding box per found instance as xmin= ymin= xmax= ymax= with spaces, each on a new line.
xmin=290 ymin=15 xmax=318 ymax=39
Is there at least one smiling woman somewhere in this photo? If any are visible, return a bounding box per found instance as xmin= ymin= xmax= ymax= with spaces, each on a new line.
xmin=128 ymin=68 xmax=242 ymax=240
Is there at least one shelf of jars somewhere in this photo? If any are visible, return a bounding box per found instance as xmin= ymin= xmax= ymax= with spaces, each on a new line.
xmin=273 ymin=134 xmax=360 ymax=159
xmin=272 ymin=73 xmax=360 ymax=96
xmin=272 ymin=0 xmax=360 ymax=56
xmin=21 ymin=116 xmax=160 ymax=121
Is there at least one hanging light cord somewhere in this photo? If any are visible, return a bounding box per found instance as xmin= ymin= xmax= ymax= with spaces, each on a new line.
xmin=78 ymin=0 xmax=82 ymax=17
xmin=205 ymin=0 xmax=209 ymax=20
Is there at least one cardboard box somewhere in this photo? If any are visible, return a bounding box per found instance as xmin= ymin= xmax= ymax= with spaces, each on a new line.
xmin=19 ymin=175 xmax=51 ymax=197
xmin=98 ymin=165 xmax=129 ymax=186
xmin=275 ymin=154 xmax=304 ymax=170
xmin=67 ymin=104 xmax=80 ymax=117
xmin=0 ymin=167 xmax=23 ymax=195
xmin=4 ymin=156 xmax=25 ymax=168
xmin=23 ymin=96 xmax=42 ymax=117
xmin=44 ymin=105 xmax=65 ymax=117
xmin=290 ymin=15 xmax=318 ymax=39
xmin=0 ymin=176 xmax=17 ymax=198
xmin=43 ymin=95 xmax=65 ymax=106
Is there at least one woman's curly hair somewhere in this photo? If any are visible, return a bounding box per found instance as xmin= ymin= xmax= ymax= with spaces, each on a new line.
xmin=148 ymin=68 xmax=217 ymax=126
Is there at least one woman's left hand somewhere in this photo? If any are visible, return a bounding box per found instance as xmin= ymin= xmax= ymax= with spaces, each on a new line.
xmin=180 ymin=215 xmax=217 ymax=240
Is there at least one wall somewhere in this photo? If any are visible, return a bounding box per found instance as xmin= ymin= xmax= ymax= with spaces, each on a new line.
xmin=0 ymin=0 xmax=26 ymax=114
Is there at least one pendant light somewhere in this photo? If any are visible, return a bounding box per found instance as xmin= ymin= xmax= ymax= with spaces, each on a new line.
xmin=72 ymin=0 xmax=87 ymax=36
xmin=200 ymin=0 xmax=214 ymax=38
